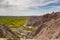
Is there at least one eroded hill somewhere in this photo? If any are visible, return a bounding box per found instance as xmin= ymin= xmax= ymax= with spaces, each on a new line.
xmin=26 ymin=12 xmax=60 ymax=39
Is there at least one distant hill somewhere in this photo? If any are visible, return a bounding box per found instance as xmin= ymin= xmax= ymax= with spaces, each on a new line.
xmin=26 ymin=12 xmax=60 ymax=39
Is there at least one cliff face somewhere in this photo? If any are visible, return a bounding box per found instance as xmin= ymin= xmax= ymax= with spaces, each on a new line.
xmin=35 ymin=18 xmax=60 ymax=39
xmin=26 ymin=12 xmax=60 ymax=39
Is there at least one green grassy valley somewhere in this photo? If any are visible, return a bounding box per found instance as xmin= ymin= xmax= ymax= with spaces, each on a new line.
xmin=0 ymin=16 xmax=30 ymax=28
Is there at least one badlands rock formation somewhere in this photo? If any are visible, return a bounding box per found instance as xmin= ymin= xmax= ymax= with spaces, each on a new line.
xmin=26 ymin=12 xmax=60 ymax=39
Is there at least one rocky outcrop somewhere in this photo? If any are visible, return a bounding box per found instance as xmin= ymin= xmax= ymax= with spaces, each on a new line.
xmin=35 ymin=18 xmax=60 ymax=39
xmin=26 ymin=12 xmax=60 ymax=27
xmin=26 ymin=12 xmax=60 ymax=39
xmin=0 ymin=23 xmax=20 ymax=39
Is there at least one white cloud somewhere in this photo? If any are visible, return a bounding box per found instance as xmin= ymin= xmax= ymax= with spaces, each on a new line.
xmin=0 ymin=0 xmax=60 ymax=16
xmin=0 ymin=0 xmax=59 ymax=10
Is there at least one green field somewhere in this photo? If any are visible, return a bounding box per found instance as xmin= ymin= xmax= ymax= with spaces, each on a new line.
xmin=0 ymin=16 xmax=30 ymax=28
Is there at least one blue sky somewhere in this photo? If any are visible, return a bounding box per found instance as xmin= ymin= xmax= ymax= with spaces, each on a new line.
xmin=0 ymin=0 xmax=60 ymax=16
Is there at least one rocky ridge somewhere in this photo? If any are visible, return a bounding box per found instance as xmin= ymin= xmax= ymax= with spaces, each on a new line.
xmin=26 ymin=12 xmax=60 ymax=39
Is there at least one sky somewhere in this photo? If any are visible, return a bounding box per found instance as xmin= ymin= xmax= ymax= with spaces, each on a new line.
xmin=0 ymin=0 xmax=60 ymax=16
